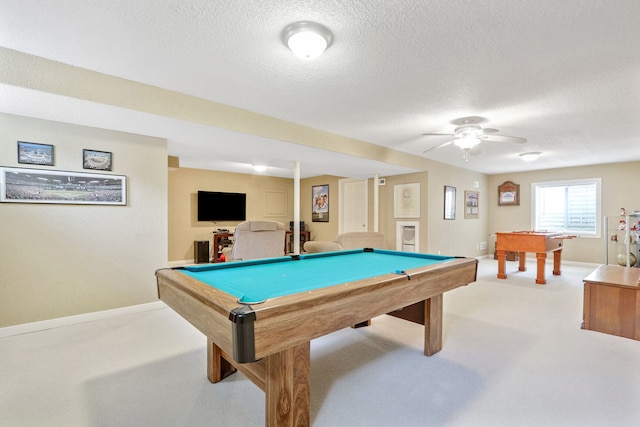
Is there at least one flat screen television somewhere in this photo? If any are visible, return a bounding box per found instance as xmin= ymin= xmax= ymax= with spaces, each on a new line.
xmin=197 ymin=191 xmax=246 ymax=222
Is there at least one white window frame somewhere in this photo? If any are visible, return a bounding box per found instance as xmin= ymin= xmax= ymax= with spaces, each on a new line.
xmin=531 ymin=178 xmax=601 ymax=238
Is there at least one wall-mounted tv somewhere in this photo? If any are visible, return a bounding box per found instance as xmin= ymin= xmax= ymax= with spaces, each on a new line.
xmin=197 ymin=191 xmax=246 ymax=222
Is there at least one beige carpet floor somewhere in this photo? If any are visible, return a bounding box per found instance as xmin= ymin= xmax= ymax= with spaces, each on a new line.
xmin=1 ymin=258 xmax=639 ymax=426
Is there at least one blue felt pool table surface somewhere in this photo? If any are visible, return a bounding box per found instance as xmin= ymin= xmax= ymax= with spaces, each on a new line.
xmin=180 ymin=249 xmax=456 ymax=303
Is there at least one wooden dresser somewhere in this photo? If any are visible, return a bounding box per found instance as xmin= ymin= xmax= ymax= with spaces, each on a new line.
xmin=582 ymin=265 xmax=640 ymax=340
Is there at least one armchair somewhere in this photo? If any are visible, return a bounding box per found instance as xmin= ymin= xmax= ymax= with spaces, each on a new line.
xmin=303 ymin=232 xmax=386 ymax=253
xmin=229 ymin=220 xmax=286 ymax=261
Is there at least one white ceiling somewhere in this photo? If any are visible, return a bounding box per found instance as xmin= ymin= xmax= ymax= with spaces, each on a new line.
xmin=2 ymin=0 xmax=640 ymax=179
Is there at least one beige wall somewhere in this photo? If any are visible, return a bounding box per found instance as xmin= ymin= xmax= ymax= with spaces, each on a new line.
xmin=424 ymin=163 xmax=490 ymax=257
xmin=0 ymin=113 xmax=167 ymax=327
xmin=168 ymin=167 xmax=295 ymax=262
xmin=378 ymin=172 xmax=428 ymax=251
xmin=4 ymin=50 xmax=633 ymax=330
xmin=300 ymin=175 xmax=342 ymax=242
xmin=488 ymin=161 xmax=640 ymax=263
xmin=169 ymin=166 xmax=490 ymax=259
xmin=7 ymin=112 xmax=634 ymax=329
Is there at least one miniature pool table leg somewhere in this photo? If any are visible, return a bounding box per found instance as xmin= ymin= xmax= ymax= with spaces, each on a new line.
xmin=535 ymin=252 xmax=547 ymax=284
xmin=553 ymin=249 xmax=562 ymax=275
xmin=518 ymin=252 xmax=527 ymax=271
xmin=496 ymin=250 xmax=507 ymax=279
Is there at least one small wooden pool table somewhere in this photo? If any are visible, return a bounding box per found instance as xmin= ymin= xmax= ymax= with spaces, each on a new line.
xmin=156 ymin=248 xmax=478 ymax=426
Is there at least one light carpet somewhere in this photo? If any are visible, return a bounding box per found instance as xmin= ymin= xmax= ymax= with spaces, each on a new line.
xmin=1 ymin=258 xmax=639 ymax=426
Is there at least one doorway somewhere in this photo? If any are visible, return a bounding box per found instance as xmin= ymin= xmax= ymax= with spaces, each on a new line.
xmin=338 ymin=178 xmax=368 ymax=233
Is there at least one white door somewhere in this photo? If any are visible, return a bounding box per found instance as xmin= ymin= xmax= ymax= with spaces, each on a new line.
xmin=339 ymin=178 xmax=368 ymax=233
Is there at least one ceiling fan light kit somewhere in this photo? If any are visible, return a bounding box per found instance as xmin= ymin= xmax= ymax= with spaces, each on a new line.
xmin=422 ymin=117 xmax=527 ymax=160
xmin=282 ymin=21 xmax=333 ymax=59
xmin=454 ymin=135 xmax=481 ymax=150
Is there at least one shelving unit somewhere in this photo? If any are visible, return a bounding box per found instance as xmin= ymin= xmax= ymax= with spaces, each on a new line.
xmin=212 ymin=232 xmax=233 ymax=263
xmin=604 ymin=215 xmax=640 ymax=267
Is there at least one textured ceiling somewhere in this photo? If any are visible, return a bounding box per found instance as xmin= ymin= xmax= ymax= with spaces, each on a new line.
xmin=1 ymin=0 xmax=640 ymax=178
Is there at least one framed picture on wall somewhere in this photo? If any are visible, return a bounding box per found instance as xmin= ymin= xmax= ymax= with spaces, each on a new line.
xmin=498 ymin=181 xmax=520 ymax=206
xmin=83 ymin=149 xmax=113 ymax=171
xmin=312 ymin=184 xmax=329 ymax=222
xmin=444 ymin=185 xmax=456 ymax=220
xmin=464 ymin=190 xmax=479 ymax=219
xmin=17 ymin=141 xmax=54 ymax=166
xmin=394 ymin=183 xmax=420 ymax=218
xmin=0 ymin=166 xmax=127 ymax=205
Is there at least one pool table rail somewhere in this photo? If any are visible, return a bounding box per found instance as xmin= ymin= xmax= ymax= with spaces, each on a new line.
xmin=157 ymin=268 xmax=240 ymax=358
xmin=157 ymin=256 xmax=477 ymax=364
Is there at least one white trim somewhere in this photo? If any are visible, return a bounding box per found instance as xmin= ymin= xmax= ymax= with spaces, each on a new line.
xmin=396 ymin=221 xmax=419 ymax=252
xmin=0 ymin=301 xmax=167 ymax=338
xmin=531 ymin=177 xmax=601 ymax=238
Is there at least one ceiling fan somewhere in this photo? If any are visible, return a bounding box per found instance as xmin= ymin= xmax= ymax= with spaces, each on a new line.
xmin=422 ymin=117 xmax=527 ymax=161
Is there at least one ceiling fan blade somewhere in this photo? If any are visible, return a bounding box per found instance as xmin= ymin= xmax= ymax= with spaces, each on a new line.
xmin=422 ymin=132 xmax=454 ymax=137
xmin=423 ymin=139 xmax=454 ymax=153
xmin=482 ymin=128 xmax=499 ymax=134
xmin=480 ymin=134 xmax=527 ymax=144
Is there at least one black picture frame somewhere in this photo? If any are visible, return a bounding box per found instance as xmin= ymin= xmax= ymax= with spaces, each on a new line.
xmin=17 ymin=141 xmax=54 ymax=166
xmin=83 ymin=149 xmax=113 ymax=171
xmin=444 ymin=186 xmax=456 ymax=220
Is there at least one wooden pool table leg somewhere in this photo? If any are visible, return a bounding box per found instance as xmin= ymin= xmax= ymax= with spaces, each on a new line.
xmin=207 ymin=338 xmax=236 ymax=383
xmin=424 ymin=293 xmax=443 ymax=356
xmin=265 ymin=342 xmax=311 ymax=427
xmin=206 ymin=339 xmax=311 ymax=426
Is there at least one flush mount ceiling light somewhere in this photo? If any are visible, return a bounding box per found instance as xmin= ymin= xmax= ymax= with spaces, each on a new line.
xmin=282 ymin=21 xmax=333 ymax=59
xmin=519 ymin=152 xmax=542 ymax=162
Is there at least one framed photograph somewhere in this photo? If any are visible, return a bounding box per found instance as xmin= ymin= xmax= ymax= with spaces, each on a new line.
xmin=0 ymin=166 xmax=127 ymax=205
xmin=312 ymin=184 xmax=329 ymax=222
xmin=83 ymin=149 xmax=112 ymax=171
xmin=444 ymin=186 xmax=456 ymax=220
xmin=464 ymin=190 xmax=479 ymax=219
xmin=17 ymin=141 xmax=54 ymax=166
xmin=498 ymin=181 xmax=520 ymax=206
xmin=394 ymin=183 xmax=420 ymax=218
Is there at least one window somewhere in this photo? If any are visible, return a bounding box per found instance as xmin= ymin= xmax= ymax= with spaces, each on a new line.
xmin=531 ymin=178 xmax=601 ymax=237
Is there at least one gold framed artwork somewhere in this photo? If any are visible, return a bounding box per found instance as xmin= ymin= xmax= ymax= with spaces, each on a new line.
xmin=498 ymin=181 xmax=520 ymax=206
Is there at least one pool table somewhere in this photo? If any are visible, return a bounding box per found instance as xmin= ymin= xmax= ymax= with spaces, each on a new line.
xmin=495 ymin=231 xmax=573 ymax=284
xmin=156 ymin=248 xmax=478 ymax=426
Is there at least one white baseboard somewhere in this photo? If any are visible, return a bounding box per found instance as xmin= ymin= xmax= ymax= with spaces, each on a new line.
xmin=0 ymin=301 xmax=167 ymax=339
